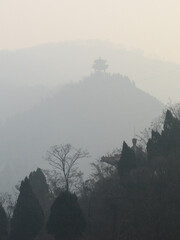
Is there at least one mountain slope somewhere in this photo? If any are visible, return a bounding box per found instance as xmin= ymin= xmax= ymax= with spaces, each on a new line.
xmin=0 ymin=40 xmax=180 ymax=104
xmin=0 ymin=72 xmax=163 ymax=191
xmin=0 ymin=84 xmax=51 ymax=124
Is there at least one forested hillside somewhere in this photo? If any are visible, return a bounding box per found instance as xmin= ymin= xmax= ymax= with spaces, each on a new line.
xmin=1 ymin=41 xmax=180 ymax=106
xmin=0 ymin=71 xmax=162 ymax=191
xmin=1 ymin=108 xmax=180 ymax=240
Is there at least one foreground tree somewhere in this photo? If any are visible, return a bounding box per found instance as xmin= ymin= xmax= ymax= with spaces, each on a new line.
xmin=118 ymin=141 xmax=137 ymax=177
xmin=9 ymin=178 xmax=44 ymax=240
xmin=147 ymin=110 xmax=180 ymax=159
xmin=29 ymin=168 xmax=50 ymax=212
xmin=47 ymin=191 xmax=86 ymax=240
xmin=46 ymin=144 xmax=89 ymax=191
xmin=0 ymin=204 xmax=8 ymax=240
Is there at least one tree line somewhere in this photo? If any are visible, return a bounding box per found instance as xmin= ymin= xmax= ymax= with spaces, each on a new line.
xmin=1 ymin=107 xmax=180 ymax=240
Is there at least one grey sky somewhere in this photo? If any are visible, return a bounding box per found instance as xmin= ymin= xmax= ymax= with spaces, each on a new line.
xmin=1 ymin=0 xmax=180 ymax=64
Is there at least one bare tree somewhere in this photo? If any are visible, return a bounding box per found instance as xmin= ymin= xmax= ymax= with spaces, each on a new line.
xmin=167 ymin=102 xmax=180 ymax=119
xmin=137 ymin=104 xmax=180 ymax=151
xmin=91 ymin=158 xmax=116 ymax=182
xmin=0 ymin=192 xmax=17 ymax=219
xmin=46 ymin=144 xmax=89 ymax=192
xmin=137 ymin=113 xmax=165 ymax=151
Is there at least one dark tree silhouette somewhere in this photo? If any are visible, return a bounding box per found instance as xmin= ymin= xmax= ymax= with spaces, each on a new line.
xmin=118 ymin=141 xmax=137 ymax=176
xmin=9 ymin=177 xmax=44 ymax=240
xmin=0 ymin=204 xmax=8 ymax=240
xmin=29 ymin=168 xmax=50 ymax=212
xmin=47 ymin=191 xmax=86 ymax=240
xmin=147 ymin=130 xmax=161 ymax=159
xmin=147 ymin=110 xmax=180 ymax=159
xmin=161 ymin=110 xmax=180 ymax=154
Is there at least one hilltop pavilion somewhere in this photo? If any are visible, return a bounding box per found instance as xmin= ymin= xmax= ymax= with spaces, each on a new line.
xmin=93 ymin=58 xmax=108 ymax=72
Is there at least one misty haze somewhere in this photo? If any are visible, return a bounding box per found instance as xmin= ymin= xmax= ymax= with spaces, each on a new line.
xmin=1 ymin=1 xmax=180 ymax=240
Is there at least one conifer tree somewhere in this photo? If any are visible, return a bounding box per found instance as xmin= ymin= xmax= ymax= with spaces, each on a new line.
xmin=9 ymin=177 xmax=44 ymax=240
xmin=29 ymin=168 xmax=50 ymax=211
xmin=161 ymin=110 xmax=180 ymax=154
xmin=118 ymin=141 xmax=137 ymax=176
xmin=47 ymin=191 xmax=86 ymax=240
xmin=147 ymin=110 xmax=180 ymax=159
xmin=147 ymin=130 xmax=161 ymax=159
xmin=0 ymin=204 xmax=8 ymax=240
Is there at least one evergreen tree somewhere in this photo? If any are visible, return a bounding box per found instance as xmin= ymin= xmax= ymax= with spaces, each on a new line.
xmin=47 ymin=191 xmax=86 ymax=240
xmin=9 ymin=177 xmax=44 ymax=240
xmin=118 ymin=141 xmax=137 ymax=176
xmin=29 ymin=168 xmax=50 ymax=211
xmin=161 ymin=110 xmax=180 ymax=154
xmin=147 ymin=110 xmax=180 ymax=159
xmin=147 ymin=130 xmax=162 ymax=159
xmin=0 ymin=204 xmax=8 ymax=240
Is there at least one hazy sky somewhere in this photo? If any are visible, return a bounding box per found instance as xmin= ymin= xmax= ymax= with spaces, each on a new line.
xmin=1 ymin=0 xmax=180 ymax=64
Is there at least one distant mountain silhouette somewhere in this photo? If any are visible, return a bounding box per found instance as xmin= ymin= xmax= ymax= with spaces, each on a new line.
xmin=0 ymin=40 xmax=180 ymax=106
xmin=0 ymin=72 xmax=163 ymax=191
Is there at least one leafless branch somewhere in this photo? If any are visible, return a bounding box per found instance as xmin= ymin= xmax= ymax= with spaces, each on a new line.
xmin=46 ymin=144 xmax=89 ymax=191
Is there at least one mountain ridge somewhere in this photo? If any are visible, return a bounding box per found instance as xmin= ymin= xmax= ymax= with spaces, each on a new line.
xmin=0 ymin=40 xmax=180 ymax=104
xmin=0 ymin=71 xmax=163 ymax=191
